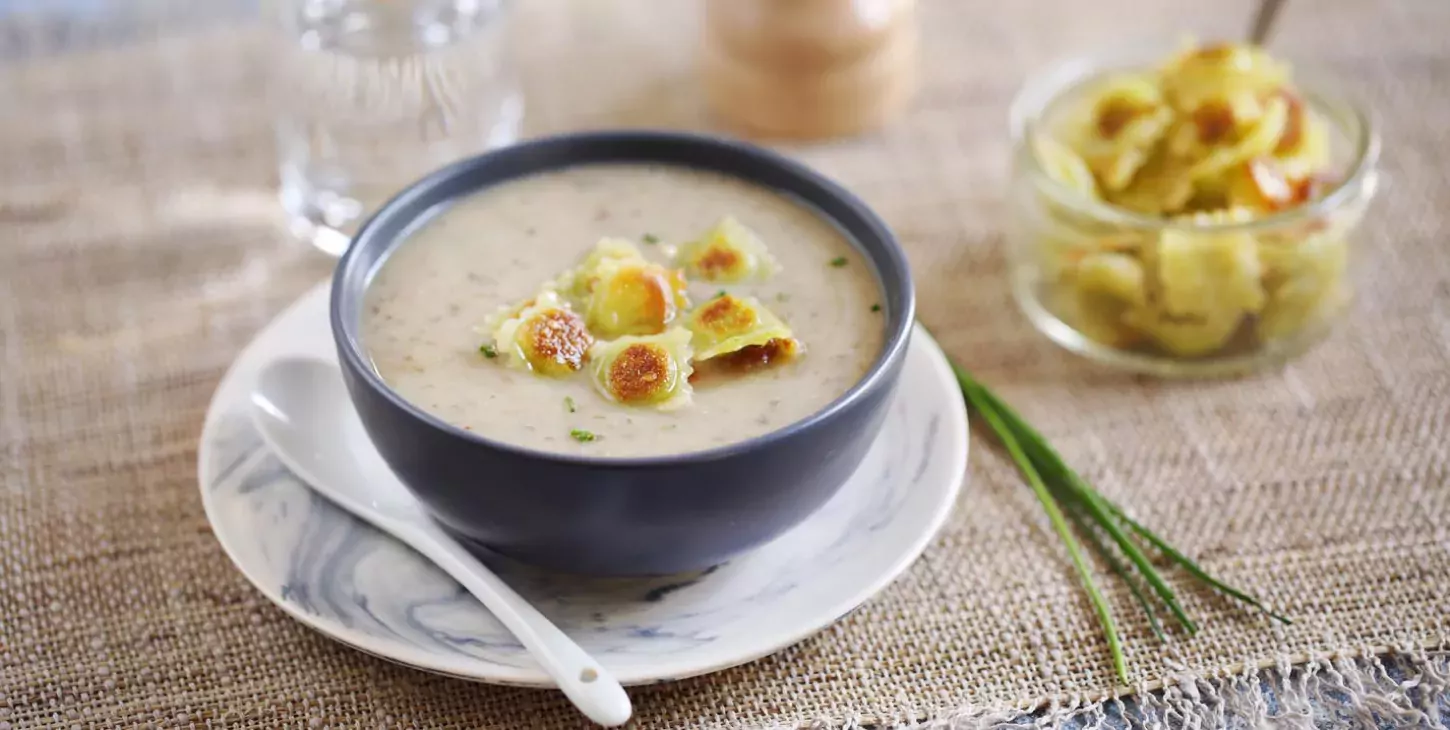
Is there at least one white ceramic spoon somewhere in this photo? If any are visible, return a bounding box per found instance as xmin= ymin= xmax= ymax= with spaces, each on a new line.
xmin=249 ymin=357 xmax=633 ymax=727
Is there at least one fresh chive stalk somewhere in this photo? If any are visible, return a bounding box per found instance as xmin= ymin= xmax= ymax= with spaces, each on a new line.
xmin=964 ymin=374 xmax=1288 ymax=624
xmin=1102 ymin=500 xmax=1293 ymax=625
xmin=963 ymin=383 xmax=1196 ymax=632
xmin=947 ymin=356 xmax=1289 ymax=686
xmin=963 ymin=384 xmax=1127 ymax=684
xmin=1066 ymin=508 xmax=1166 ymax=643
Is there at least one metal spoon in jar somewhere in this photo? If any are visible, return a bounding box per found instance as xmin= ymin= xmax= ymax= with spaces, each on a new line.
xmin=1248 ymin=0 xmax=1286 ymax=45
xmin=249 ymin=357 xmax=633 ymax=728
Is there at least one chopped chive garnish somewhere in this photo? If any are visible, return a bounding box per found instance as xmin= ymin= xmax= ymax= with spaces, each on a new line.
xmin=642 ymin=233 xmax=660 ymax=244
xmin=829 ymin=256 xmax=848 ymax=268
xmin=564 ymin=396 xmax=576 ymax=413
xmin=569 ymin=429 xmax=596 ymax=443
xmin=871 ymin=303 xmax=882 ymax=312
xmin=480 ymin=344 xmax=498 ymax=359
xmin=716 ymin=290 xmax=728 ymax=298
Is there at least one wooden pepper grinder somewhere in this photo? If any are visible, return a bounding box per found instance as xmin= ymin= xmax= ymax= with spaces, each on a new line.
xmin=701 ymin=0 xmax=918 ymax=140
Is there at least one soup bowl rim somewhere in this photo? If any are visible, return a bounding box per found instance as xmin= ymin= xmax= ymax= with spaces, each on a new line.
xmin=330 ymin=129 xmax=917 ymax=469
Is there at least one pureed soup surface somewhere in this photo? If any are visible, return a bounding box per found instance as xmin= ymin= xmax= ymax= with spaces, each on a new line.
xmin=363 ymin=164 xmax=886 ymax=457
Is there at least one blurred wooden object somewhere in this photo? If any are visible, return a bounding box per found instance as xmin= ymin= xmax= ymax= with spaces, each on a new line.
xmin=700 ymin=0 xmax=918 ymax=140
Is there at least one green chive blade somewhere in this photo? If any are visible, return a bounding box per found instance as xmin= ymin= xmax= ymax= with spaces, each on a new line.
xmin=1065 ymin=485 xmax=1198 ymax=635
xmin=1102 ymin=500 xmax=1293 ymax=625
xmin=962 ymin=378 xmax=1198 ymax=635
xmin=963 ymin=386 xmax=1129 ymax=686
xmin=948 ymin=350 xmax=1286 ymax=683
xmin=1068 ymin=508 xmax=1167 ymax=643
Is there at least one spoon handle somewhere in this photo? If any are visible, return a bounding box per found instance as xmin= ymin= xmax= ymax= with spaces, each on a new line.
xmin=399 ymin=523 xmax=634 ymax=727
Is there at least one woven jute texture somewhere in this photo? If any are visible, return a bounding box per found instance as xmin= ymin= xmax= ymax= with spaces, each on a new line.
xmin=3 ymin=0 xmax=1449 ymax=727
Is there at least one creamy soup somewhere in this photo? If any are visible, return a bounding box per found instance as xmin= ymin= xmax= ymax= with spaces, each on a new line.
xmin=363 ymin=164 xmax=885 ymax=457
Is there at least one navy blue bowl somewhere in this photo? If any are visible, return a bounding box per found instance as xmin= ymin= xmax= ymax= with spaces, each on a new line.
xmin=331 ymin=131 xmax=915 ymax=576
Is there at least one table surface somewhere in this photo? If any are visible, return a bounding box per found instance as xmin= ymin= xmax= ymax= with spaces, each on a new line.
xmin=3 ymin=2 xmax=1449 ymax=729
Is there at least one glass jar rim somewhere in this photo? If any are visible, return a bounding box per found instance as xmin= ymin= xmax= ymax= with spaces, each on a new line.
xmin=1008 ymin=45 xmax=1382 ymax=234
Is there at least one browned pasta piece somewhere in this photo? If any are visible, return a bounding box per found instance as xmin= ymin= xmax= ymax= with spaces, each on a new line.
xmin=588 ymin=328 xmax=694 ymax=409
xmin=554 ymin=237 xmax=648 ymax=303
xmin=486 ymin=291 xmax=594 ymax=376
xmin=584 ymin=259 xmax=690 ymax=338
xmin=676 ymin=216 xmax=781 ymax=283
xmin=681 ymin=294 xmax=800 ymax=368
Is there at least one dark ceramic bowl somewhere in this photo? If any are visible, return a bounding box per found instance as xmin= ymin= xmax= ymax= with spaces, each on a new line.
xmin=331 ymin=130 xmax=915 ymax=576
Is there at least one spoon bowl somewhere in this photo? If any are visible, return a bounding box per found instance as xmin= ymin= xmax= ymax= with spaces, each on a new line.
xmin=251 ymin=358 xmax=421 ymax=520
xmin=249 ymin=356 xmax=633 ymax=727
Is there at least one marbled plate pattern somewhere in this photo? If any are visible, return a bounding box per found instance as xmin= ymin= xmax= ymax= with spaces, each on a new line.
xmin=198 ymin=282 xmax=968 ymax=686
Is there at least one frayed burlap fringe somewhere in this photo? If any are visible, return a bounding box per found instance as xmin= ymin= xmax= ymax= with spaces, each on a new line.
xmin=789 ymin=647 xmax=1450 ymax=729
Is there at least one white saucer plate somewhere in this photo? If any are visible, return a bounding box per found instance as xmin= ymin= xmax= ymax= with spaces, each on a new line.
xmin=198 ymin=282 xmax=968 ymax=687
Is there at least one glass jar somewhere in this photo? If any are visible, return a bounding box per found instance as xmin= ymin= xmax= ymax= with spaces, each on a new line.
xmin=1006 ymin=46 xmax=1381 ymax=377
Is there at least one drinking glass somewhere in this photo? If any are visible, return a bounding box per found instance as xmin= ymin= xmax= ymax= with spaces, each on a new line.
xmin=272 ymin=0 xmax=522 ymax=255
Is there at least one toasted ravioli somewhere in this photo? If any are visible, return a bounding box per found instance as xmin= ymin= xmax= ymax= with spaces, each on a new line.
xmin=676 ymin=216 xmax=781 ymax=282
xmin=1272 ymin=92 xmax=1331 ymax=182
xmin=1184 ymin=95 xmax=1289 ymax=181
xmin=1066 ymin=74 xmax=1174 ymax=192
xmin=489 ymin=291 xmax=593 ymax=376
xmin=685 ymin=294 xmax=798 ymax=362
xmin=1125 ymin=308 xmax=1242 ymax=357
xmin=555 ymin=237 xmax=648 ymax=302
xmin=1159 ymin=42 xmax=1288 ymax=113
xmin=589 ymin=328 xmax=694 ymax=409
xmin=1034 ymin=136 xmax=1097 ymax=196
xmin=584 ymin=259 xmax=690 ymax=338
xmin=690 ymin=337 xmax=803 ymax=382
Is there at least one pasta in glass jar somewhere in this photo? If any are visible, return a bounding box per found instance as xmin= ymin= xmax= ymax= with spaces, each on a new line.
xmin=1007 ymin=41 xmax=1380 ymax=376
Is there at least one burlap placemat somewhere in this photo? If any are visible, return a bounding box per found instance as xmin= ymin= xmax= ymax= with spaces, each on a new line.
xmin=3 ymin=1 xmax=1449 ymax=727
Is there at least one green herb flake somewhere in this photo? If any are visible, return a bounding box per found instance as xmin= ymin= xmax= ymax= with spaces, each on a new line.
xmin=569 ymin=428 xmax=596 ymax=443
xmin=871 ymin=303 xmax=882 ymax=313
xmin=716 ymin=290 xmax=729 ymax=298
xmin=480 ymin=344 xmax=498 ymax=359
xmin=775 ymin=292 xmax=790 ymax=303
xmin=642 ymin=233 xmax=660 ymax=245
xmin=564 ymin=396 xmax=577 ymax=413
xmin=829 ymin=256 xmax=849 ymax=268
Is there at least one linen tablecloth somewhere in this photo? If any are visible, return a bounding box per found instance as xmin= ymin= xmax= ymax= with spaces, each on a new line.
xmin=3 ymin=1 xmax=1448 ymax=727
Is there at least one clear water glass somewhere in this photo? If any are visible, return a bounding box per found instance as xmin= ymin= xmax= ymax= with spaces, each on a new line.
xmin=272 ymin=0 xmax=522 ymax=255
